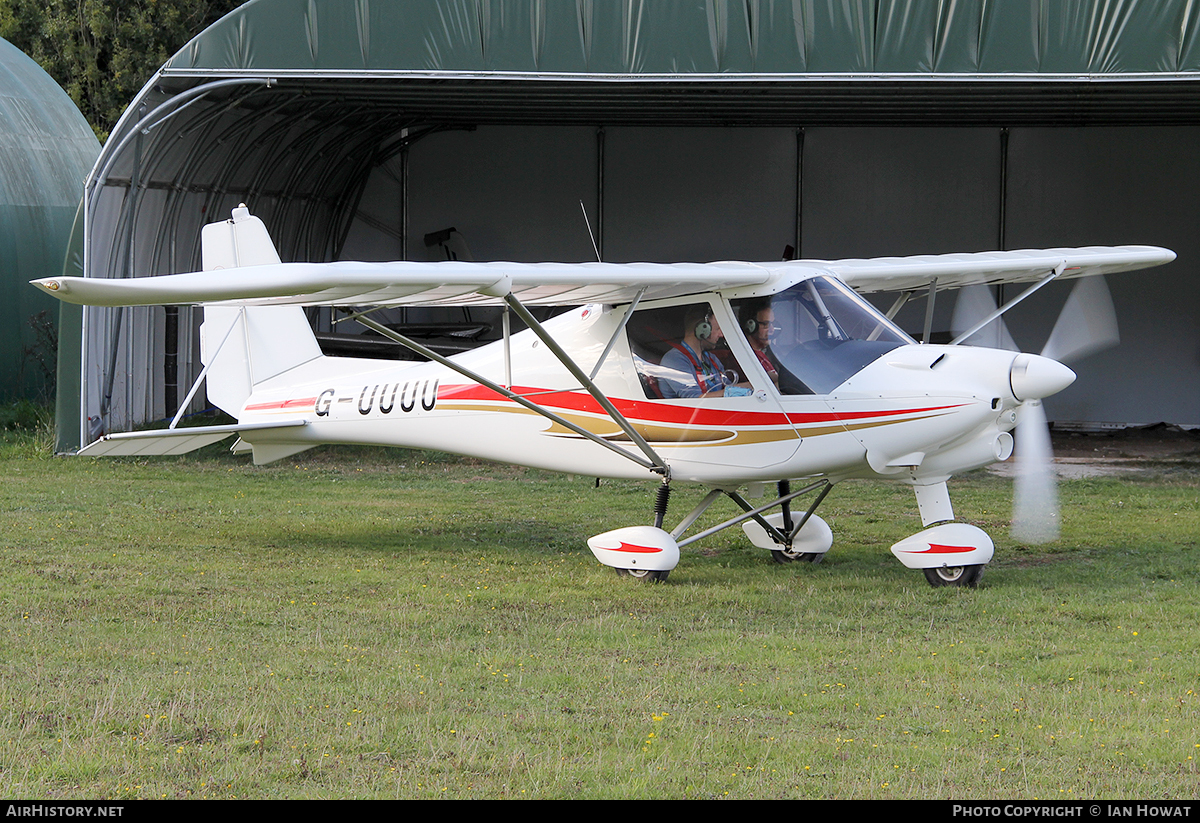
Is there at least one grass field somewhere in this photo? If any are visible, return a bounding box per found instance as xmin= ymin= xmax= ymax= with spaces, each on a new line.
xmin=1 ymin=419 xmax=1198 ymax=799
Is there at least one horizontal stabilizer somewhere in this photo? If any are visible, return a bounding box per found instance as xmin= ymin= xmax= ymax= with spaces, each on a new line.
xmin=76 ymin=420 xmax=307 ymax=457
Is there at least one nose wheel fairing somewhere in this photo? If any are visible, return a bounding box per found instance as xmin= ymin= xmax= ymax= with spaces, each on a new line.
xmin=890 ymin=522 xmax=994 ymax=578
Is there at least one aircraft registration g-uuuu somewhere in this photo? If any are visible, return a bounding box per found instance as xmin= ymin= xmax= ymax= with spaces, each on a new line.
xmin=32 ymin=206 xmax=1175 ymax=588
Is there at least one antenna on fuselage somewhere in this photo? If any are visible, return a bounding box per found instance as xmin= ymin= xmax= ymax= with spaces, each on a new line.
xmin=579 ymin=200 xmax=601 ymax=262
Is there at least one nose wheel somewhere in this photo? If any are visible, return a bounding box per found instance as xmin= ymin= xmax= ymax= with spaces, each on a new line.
xmin=893 ymin=521 xmax=993 ymax=589
xmin=923 ymin=565 xmax=984 ymax=588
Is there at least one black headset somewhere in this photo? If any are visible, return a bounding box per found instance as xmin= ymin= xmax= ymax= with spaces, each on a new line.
xmin=742 ymin=302 xmax=769 ymax=334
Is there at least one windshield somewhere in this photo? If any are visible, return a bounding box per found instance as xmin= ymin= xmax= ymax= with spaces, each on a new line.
xmin=732 ymin=276 xmax=914 ymax=395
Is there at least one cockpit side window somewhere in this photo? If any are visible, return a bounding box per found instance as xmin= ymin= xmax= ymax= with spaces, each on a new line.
xmin=625 ymin=302 xmax=754 ymax=400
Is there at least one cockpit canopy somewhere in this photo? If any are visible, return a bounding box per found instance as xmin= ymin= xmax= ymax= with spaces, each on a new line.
xmin=731 ymin=276 xmax=914 ymax=395
xmin=624 ymin=275 xmax=914 ymax=399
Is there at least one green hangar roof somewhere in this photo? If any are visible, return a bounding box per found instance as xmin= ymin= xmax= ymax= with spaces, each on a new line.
xmin=148 ymin=0 xmax=1200 ymax=126
xmin=171 ymin=0 xmax=1200 ymax=75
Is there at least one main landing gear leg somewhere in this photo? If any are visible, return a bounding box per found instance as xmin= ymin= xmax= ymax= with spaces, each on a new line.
xmin=766 ymin=480 xmax=832 ymax=564
xmin=653 ymin=480 xmax=671 ymax=530
xmin=614 ymin=480 xmax=674 ymax=582
xmin=589 ymin=479 xmax=835 ymax=582
xmin=592 ymin=479 xmax=676 ymax=583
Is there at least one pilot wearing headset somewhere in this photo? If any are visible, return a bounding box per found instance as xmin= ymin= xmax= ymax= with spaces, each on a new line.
xmin=660 ymin=306 xmax=753 ymax=398
xmin=739 ymin=300 xmax=780 ymax=388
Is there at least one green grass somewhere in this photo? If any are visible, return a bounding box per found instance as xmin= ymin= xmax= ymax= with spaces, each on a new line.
xmin=1 ymin=421 xmax=1198 ymax=799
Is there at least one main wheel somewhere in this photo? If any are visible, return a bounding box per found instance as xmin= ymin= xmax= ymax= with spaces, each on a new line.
xmin=770 ymin=548 xmax=824 ymax=565
xmin=923 ymin=565 xmax=984 ymax=588
xmin=616 ymin=567 xmax=670 ymax=583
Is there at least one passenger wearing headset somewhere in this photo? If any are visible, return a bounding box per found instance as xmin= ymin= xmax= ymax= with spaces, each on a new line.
xmin=659 ymin=305 xmax=753 ymax=398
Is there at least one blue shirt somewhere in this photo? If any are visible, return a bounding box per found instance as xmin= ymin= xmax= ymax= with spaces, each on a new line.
xmin=659 ymin=343 xmax=725 ymax=398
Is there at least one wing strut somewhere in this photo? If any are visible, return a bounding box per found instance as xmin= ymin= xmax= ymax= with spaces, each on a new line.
xmin=501 ymin=293 xmax=669 ymax=476
xmin=589 ymin=288 xmax=646 ymax=380
xmin=922 ymin=278 xmax=938 ymax=343
xmin=884 ymin=292 xmax=912 ymax=320
xmin=949 ymin=262 xmax=1066 ymax=346
xmin=346 ymin=312 xmax=668 ymax=476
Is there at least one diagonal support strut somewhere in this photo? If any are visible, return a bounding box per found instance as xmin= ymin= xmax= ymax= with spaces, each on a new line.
xmin=501 ymin=293 xmax=668 ymax=476
xmin=345 ymin=311 xmax=664 ymax=475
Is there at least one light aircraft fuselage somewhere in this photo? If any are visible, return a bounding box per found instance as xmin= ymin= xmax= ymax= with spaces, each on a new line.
xmin=234 ymin=294 xmax=1039 ymax=487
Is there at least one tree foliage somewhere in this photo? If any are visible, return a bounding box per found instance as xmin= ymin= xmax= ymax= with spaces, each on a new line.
xmin=0 ymin=0 xmax=247 ymax=142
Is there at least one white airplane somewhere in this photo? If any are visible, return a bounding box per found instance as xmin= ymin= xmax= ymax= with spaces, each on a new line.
xmin=32 ymin=206 xmax=1174 ymax=587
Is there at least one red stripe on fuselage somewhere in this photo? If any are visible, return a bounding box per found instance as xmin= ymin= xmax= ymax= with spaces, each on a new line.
xmin=244 ymin=397 xmax=318 ymax=411
xmin=436 ymin=383 xmax=966 ymax=427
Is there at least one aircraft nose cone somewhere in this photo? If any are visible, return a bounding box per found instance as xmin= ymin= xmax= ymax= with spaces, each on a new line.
xmin=1009 ymin=353 xmax=1076 ymax=401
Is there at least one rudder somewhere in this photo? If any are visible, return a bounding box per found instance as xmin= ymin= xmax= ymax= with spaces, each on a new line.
xmin=200 ymin=206 xmax=322 ymax=416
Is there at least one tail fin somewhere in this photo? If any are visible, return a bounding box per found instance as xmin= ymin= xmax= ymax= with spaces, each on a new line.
xmin=200 ymin=206 xmax=322 ymax=416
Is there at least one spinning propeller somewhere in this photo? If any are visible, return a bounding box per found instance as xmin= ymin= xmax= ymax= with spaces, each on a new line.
xmin=951 ymin=276 xmax=1120 ymax=543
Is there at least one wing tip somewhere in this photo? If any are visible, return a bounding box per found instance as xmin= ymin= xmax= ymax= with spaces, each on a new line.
xmin=30 ymin=277 xmax=64 ymax=297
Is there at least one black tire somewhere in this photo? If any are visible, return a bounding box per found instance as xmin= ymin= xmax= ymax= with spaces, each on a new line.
xmin=923 ymin=565 xmax=984 ymax=588
xmin=616 ymin=567 xmax=670 ymax=583
xmin=771 ymin=549 xmax=823 ymax=565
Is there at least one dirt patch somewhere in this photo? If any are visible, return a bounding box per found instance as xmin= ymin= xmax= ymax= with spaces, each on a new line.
xmin=1049 ymin=423 xmax=1200 ymax=461
xmin=988 ymin=424 xmax=1200 ymax=479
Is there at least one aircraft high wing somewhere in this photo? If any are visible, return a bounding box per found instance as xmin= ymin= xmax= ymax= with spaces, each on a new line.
xmin=34 ymin=245 xmax=1170 ymax=311
xmin=32 ymin=206 xmax=1175 ymax=588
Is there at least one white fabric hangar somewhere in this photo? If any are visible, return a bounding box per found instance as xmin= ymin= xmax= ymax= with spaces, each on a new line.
xmin=65 ymin=0 xmax=1200 ymax=451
